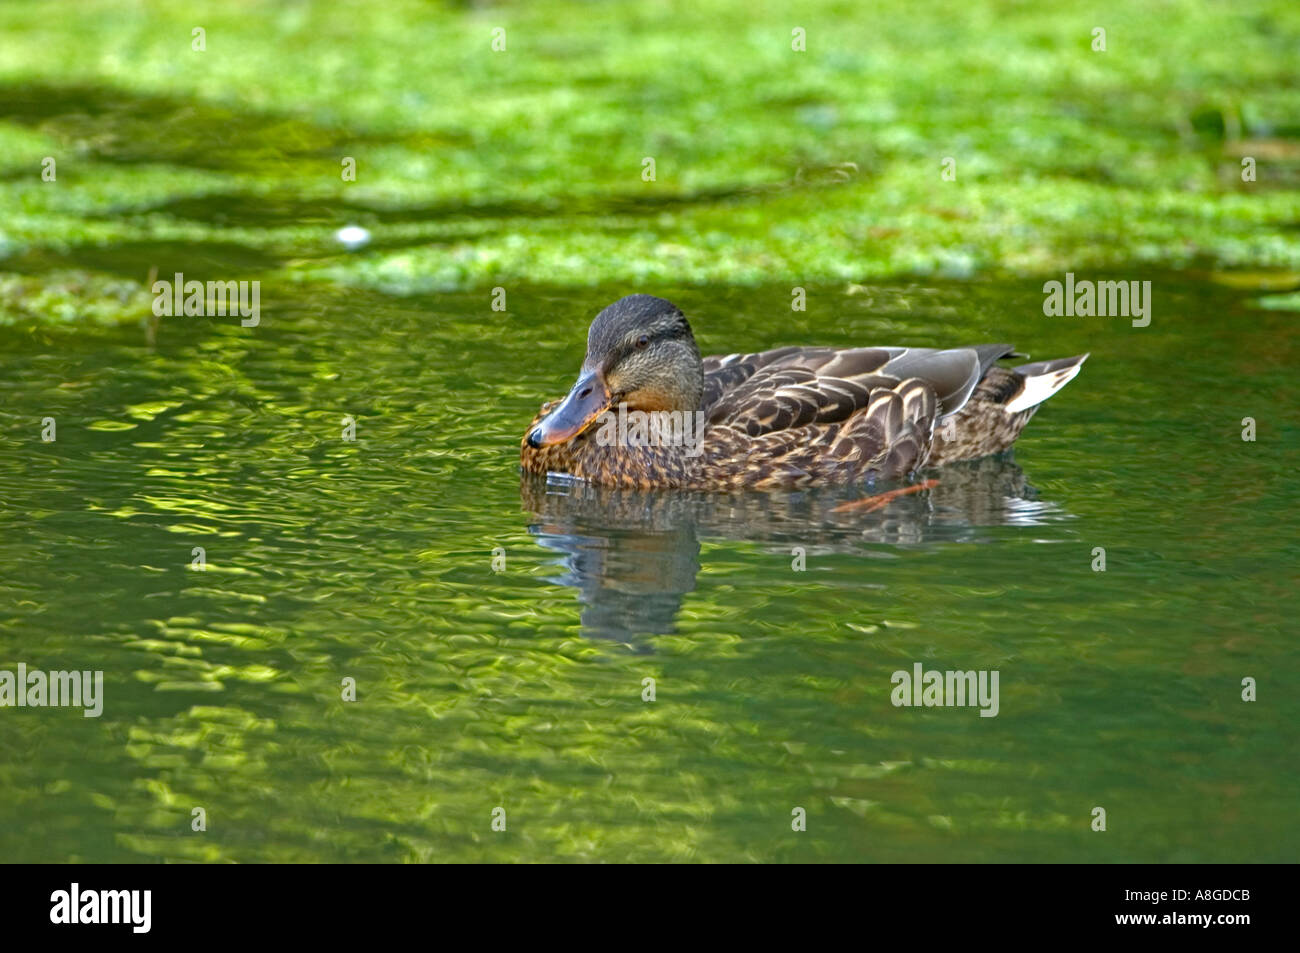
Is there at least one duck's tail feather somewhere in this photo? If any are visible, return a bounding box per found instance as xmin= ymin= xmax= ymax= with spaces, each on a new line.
xmin=1003 ymin=353 xmax=1089 ymax=414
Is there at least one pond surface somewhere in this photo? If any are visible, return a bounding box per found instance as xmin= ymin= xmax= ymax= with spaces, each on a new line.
xmin=0 ymin=276 xmax=1295 ymax=862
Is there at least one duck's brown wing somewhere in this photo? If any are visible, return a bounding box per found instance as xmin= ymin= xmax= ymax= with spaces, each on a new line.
xmin=695 ymin=344 xmax=1017 ymax=487
xmin=701 ymin=344 xmax=1014 ymax=434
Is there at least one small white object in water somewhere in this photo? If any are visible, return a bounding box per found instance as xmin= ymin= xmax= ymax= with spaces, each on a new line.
xmin=334 ymin=225 xmax=371 ymax=250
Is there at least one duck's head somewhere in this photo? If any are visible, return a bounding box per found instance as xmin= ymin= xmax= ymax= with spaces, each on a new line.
xmin=527 ymin=294 xmax=703 ymax=448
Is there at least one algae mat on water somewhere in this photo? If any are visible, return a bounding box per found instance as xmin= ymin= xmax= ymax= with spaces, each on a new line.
xmin=0 ymin=0 xmax=1298 ymax=312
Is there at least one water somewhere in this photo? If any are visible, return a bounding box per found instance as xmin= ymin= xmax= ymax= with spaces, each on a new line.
xmin=0 ymin=277 xmax=1296 ymax=862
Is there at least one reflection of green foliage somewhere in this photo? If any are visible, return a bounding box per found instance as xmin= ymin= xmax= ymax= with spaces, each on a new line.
xmin=0 ymin=271 xmax=152 ymax=325
xmin=0 ymin=0 xmax=1298 ymax=319
xmin=0 ymin=279 xmax=1296 ymax=862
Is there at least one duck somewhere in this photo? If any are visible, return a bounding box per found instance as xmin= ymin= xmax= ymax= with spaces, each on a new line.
xmin=520 ymin=294 xmax=1087 ymax=490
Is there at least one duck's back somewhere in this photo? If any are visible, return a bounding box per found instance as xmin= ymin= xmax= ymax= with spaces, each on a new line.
xmin=701 ymin=344 xmax=1011 ymax=429
xmin=692 ymin=343 xmax=1083 ymax=488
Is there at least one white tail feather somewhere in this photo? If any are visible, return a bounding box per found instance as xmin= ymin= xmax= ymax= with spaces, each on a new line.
xmin=1004 ymin=354 xmax=1088 ymax=414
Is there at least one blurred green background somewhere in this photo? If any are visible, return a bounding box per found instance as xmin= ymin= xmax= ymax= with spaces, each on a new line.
xmin=1 ymin=0 xmax=1298 ymax=317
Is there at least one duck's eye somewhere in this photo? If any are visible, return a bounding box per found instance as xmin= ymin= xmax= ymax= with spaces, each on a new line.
xmin=635 ymin=335 xmax=650 ymax=349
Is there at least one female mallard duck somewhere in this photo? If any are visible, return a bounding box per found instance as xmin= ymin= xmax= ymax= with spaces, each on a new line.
xmin=521 ymin=294 xmax=1086 ymax=490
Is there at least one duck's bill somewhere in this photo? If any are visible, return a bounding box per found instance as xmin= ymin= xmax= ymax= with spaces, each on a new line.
xmin=528 ymin=371 xmax=611 ymax=447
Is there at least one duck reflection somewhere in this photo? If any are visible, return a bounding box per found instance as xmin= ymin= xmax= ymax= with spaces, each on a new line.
xmin=521 ymin=457 xmax=1065 ymax=642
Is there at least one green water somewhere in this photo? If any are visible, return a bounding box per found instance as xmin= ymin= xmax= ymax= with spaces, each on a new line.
xmin=1 ymin=0 xmax=1297 ymax=863
xmin=1 ymin=278 xmax=1295 ymax=862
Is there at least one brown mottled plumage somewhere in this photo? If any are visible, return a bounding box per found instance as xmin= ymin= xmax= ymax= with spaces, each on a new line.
xmin=521 ymin=295 xmax=1087 ymax=490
